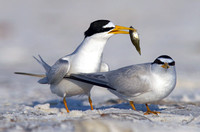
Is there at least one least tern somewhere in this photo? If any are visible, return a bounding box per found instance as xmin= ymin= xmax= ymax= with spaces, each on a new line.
xmin=15 ymin=20 xmax=140 ymax=113
xmin=68 ymin=55 xmax=177 ymax=115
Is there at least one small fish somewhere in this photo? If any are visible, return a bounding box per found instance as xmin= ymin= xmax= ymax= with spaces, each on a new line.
xmin=129 ymin=26 xmax=141 ymax=55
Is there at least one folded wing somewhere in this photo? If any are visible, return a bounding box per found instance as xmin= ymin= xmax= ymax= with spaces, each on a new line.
xmin=68 ymin=73 xmax=116 ymax=90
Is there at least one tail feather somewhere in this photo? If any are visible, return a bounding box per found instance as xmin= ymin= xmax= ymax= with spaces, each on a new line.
xmin=14 ymin=72 xmax=46 ymax=78
xmin=33 ymin=55 xmax=51 ymax=73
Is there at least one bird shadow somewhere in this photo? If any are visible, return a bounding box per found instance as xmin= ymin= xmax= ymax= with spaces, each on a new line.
xmin=29 ymin=98 xmax=164 ymax=113
xmin=97 ymin=102 xmax=164 ymax=112
xmin=30 ymin=98 xmax=92 ymax=111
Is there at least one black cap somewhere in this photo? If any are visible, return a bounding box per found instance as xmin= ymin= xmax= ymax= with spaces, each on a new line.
xmin=153 ymin=55 xmax=175 ymax=66
xmin=84 ymin=20 xmax=114 ymax=37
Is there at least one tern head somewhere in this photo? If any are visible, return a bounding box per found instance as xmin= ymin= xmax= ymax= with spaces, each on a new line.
xmin=152 ymin=55 xmax=176 ymax=73
xmin=84 ymin=20 xmax=137 ymax=39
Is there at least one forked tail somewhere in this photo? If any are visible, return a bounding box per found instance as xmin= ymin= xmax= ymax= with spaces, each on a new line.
xmin=15 ymin=55 xmax=49 ymax=79
xmin=33 ymin=55 xmax=51 ymax=73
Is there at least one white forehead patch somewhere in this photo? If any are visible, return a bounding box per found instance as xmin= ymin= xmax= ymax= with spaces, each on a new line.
xmin=158 ymin=58 xmax=173 ymax=63
xmin=103 ymin=22 xmax=115 ymax=28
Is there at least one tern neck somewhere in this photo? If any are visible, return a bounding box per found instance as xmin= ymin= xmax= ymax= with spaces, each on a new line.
xmin=74 ymin=36 xmax=109 ymax=56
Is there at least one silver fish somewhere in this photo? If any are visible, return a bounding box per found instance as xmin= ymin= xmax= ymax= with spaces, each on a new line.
xmin=129 ymin=26 xmax=141 ymax=55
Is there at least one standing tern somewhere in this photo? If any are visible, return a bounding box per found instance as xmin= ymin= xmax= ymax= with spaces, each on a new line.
xmin=67 ymin=55 xmax=177 ymax=115
xmin=15 ymin=20 xmax=140 ymax=113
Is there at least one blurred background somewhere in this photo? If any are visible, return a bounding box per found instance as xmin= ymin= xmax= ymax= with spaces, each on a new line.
xmin=0 ymin=0 xmax=200 ymax=105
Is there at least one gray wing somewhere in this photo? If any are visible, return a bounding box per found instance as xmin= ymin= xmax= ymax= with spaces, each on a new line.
xmin=69 ymin=73 xmax=115 ymax=90
xmin=69 ymin=63 xmax=152 ymax=97
xmin=39 ymin=58 xmax=70 ymax=84
xmin=107 ymin=63 xmax=151 ymax=97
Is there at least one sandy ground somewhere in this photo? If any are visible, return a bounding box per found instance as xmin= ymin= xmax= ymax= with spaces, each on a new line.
xmin=0 ymin=0 xmax=200 ymax=131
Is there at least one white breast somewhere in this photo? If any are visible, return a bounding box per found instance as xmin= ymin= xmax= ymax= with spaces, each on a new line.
xmin=151 ymin=72 xmax=176 ymax=100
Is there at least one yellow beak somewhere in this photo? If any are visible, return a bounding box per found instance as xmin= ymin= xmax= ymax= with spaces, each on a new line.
xmin=108 ymin=25 xmax=137 ymax=34
xmin=161 ymin=63 xmax=170 ymax=69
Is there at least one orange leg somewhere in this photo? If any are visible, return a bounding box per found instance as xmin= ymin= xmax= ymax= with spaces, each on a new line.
xmin=129 ymin=101 xmax=136 ymax=110
xmin=63 ymin=97 xmax=70 ymax=113
xmin=88 ymin=96 xmax=94 ymax=110
xmin=144 ymin=104 xmax=160 ymax=115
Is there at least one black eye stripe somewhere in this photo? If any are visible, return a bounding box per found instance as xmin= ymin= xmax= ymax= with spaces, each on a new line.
xmin=153 ymin=59 xmax=164 ymax=64
xmin=152 ymin=59 xmax=175 ymax=66
xmin=169 ymin=61 xmax=175 ymax=66
xmin=102 ymin=27 xmax=114 ymax=32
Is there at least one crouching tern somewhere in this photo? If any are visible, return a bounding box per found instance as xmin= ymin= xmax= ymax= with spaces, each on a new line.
xmin=67 ymin=55 xmax=177 ymax=115
xmin=15 ymin=20 xmax=140 ymax=113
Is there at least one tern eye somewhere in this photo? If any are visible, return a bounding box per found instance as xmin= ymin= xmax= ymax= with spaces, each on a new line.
xmin=103 ymin=27 xmax=114 ymax=32
xmin=169 ymin=61 xmax=175 ymax=66
xmin=153 ymin=59 xmax=164 ymax=65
